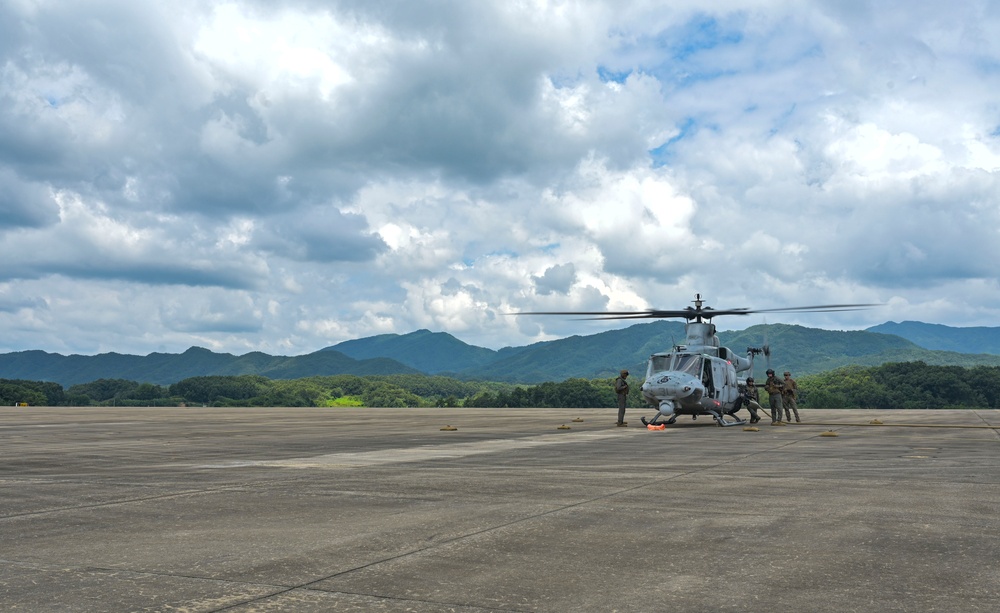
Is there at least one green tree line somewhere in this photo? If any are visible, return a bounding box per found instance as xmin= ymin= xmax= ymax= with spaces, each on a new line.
xmin=463 ymin=378 xmax=644 ymax=408
xmin=797 ymin=361 xmax=1000 ymax=409
xmin=0 ymin=374 xmax=510 ymax=408
xmin=3 ymin=361 xmax=1000 ymax=409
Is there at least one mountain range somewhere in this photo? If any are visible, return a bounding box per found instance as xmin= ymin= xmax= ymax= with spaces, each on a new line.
xmin=865 ymin=321 xmax=1000 ymax=354
xmin=330 ymin=321 xmax=1000 ymax=382
xmin=0 ymin=347 xmax=420 ymax=387
xmin=2 ymin=320 xmax=1000 ymax=387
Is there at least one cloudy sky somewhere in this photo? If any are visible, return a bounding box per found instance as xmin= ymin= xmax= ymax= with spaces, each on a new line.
xmin=2 ymin=0 xmax=999 ymax=356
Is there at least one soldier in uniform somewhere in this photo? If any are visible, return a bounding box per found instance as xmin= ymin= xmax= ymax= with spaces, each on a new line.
xmin=727 ymin=377 xmax=762 ymax=423
xmin=742 ymin=376 xmax=763 ymax=423
xmin=782 ymin=371 xmax=800 ymax=422
xmin=764 ymin=368 xmax=785 ymax=425
xmin=614 ymin=369 xmax=630 ymax=426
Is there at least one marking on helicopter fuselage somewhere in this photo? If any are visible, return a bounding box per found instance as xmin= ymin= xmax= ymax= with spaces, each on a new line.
xmin=195 ymin=431 xmax=641 ymax=469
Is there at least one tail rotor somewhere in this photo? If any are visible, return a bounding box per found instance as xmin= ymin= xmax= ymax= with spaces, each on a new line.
xmin=746 ymin=321 xmax=772 ymax=378
xmin=762 ymin=320 xmax=772 ymax=372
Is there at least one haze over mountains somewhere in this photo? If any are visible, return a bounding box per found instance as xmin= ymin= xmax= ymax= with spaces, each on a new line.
xmin=2 ymin=321 xmax=999 ymax=387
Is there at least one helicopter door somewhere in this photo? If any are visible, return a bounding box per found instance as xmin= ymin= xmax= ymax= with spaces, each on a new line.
xmin=718 ymin=361 xmax=738 ymax=406
xmin=702 ymin=360 xmax=716 ymax=398
xmin=705 ymin=359 xmax=731 ymax=401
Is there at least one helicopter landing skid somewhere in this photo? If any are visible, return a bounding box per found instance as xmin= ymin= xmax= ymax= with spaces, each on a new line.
xmin=708 ymin=410 xmax=747 ymax=427
xmin=640 ymin=414 xmax=678 ymax=427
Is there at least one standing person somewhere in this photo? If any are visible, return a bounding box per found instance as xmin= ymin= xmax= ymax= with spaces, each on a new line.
xmin=764 ymin=368 xmax=785 ymax=425
xmin=782 ymin=371 xmax=800 ymax=422
xmin=614 ymin=369 xmax=630 ymax=426
xmin=743 ymin=376 xmax=763 ymax=424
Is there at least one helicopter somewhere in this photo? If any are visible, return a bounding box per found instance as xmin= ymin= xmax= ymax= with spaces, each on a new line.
xmin=518 ymin=294 xmax=878 ymax=427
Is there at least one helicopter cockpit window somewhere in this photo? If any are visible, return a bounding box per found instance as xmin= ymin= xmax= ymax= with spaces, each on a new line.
xmin=649 ymin=355 xmax=672 ymax=373
xmin=672 ymin=354 xmax=702 ymax=377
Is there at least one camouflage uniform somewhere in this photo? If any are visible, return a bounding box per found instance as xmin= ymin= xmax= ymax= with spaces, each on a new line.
xmin=743 ymin=377 xmax=763 ymax=423
xmin=614 ymin=370 xmax=630 ymax=426
xmin=764 ymin=370 xmax=785 ymax=424
xmin=782 ymin=372 xmax=800 ymax=422
xmin=728 ymin=377 xmax=761 ymax=423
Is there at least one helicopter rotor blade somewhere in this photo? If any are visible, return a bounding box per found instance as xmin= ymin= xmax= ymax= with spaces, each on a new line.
xmin=510 ymin=302 xmax=879 ymax=321
xmin=510 ymin=311 xmax=658 ymax=316
xmin=513 ymin=311 xmax=668 ymax=321
xmin=744 ymin=303 xmax=881 ymax=314
xmin=512 ymin=310 xmax=687 ymax=320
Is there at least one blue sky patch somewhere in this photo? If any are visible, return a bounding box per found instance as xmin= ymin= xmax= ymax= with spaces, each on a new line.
xmin=597 ymin=65 xmax=632 ymax=83
xmin=649 ymin=117 xmax=697 ymax=167
xmin=667 ymin=14 xmax=745 ymax=61
xmin=975 ymin=57 xmax=1000 ymax=75
xmin=548 ymin=71 xmax=585 ymax=89
xmin=613 ymin=13 xmax=747 ymax=88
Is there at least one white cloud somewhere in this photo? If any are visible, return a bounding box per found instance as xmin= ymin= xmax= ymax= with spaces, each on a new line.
xmin=1 ymin=0 xmax=1000 ymax=357
xmin=193 ymin=3 xmax=360 ymax=100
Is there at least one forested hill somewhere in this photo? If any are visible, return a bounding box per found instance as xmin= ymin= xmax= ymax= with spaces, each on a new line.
xmin=327 ymin=329 xmax=513 ymax=374
xmin=0 ymin=347 xmax=419 ymax=387
xmin=456 ymin=321 xmax=688 ymax=382
xmin=866 ymin=321 xmax=1000 ymax=355
xmin=716 ymin=324 xmax=1000 ymax=377
xmin=6 ymin=321 xmax=1000 ymax=387
xmin=324 ymin=320 xmax=1000 ymax=383
xmin=500 ymin=322 xmax=1000 ymax=382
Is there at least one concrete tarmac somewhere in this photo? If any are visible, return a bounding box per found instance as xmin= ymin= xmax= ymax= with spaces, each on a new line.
xmin=2 ymin=407 xmax=999 ymax=612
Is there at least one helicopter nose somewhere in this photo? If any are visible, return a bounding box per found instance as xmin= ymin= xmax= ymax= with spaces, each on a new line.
xmin=642 ymin=374 xmax=700 ymax=401
xmin=665 ymin=377 xmax=698 ymax=397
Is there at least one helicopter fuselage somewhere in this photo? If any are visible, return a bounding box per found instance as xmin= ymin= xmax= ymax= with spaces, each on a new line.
xmin=641 ymin=351 xmax=739 ymax=414
xmin=639 ymin=324 xmax=754 ymax=426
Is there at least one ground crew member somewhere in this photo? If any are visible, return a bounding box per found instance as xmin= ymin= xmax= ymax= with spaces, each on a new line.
xmin=727 ymin=377 xmax=762 ymax=423
xmin=782 ymin=371 xmax=800 ymax=422
xmin=614 ymin=369 xmax=630 ymax=426
xmin=742 ymin=376 xmax=763 ymax=423
xmin=764 ymin=368 xmax=785 ymax=425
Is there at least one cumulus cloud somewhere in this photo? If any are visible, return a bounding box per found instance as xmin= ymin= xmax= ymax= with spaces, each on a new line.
xmin=0 ymin=190 xmax=269 ymax=289
xmin=1 ymin=0 xmax=999 ymax=356
xmin=0 ymin=168 xmax=59 ymax=228
xmin=533 ymin=263 xmax=577 ymax=295
xmin=252 ymin=204 xmax=387 ymax=263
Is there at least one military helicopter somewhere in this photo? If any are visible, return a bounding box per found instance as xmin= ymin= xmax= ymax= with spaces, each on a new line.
xmin=518 ymin=294 xmax=877 ymax=427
